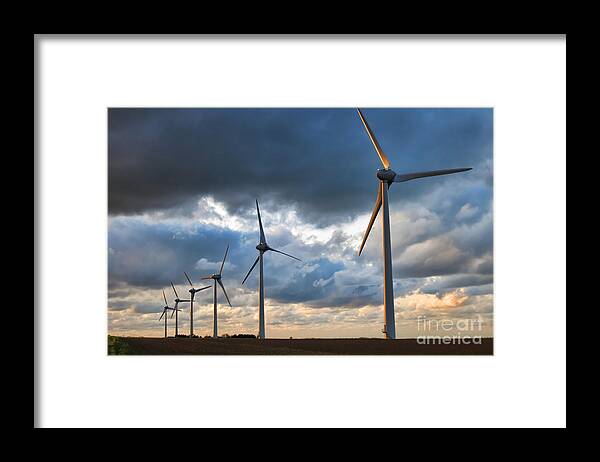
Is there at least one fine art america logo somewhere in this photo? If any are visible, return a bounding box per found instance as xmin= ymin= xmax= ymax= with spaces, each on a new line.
xmin=417 ymin=316 xmax=484 ymax=345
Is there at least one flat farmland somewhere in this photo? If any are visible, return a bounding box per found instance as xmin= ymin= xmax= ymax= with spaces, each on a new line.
xmin=108 ymin=336 xmax=493 ymax=355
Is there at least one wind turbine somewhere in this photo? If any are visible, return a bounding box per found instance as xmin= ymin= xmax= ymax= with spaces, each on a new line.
xmin=198 ymin=244 xmax=232 ymax=338
xmin=158 ymin=290 xmax=175 ymax=339
xmin=169 ymin=281 xmax=189 ymax=337
xmin=356 ymin=108 xmax=472 ymax=339
xmin=183 ymin=272 xmax=211 ymax=337
xmin=242 ymin=200 xmax=301 ymax=339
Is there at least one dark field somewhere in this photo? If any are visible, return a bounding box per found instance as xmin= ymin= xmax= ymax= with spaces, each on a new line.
xmin=108 ymin=336 xmax=493 ymax=355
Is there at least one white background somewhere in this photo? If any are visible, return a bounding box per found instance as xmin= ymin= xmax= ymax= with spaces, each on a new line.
xmin=36 ymin=35 xmax=566 ymax=428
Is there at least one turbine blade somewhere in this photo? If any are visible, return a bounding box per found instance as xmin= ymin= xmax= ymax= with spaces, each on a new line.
xmin=269 ymin=248 xmax=301 ymax=262
xmin=242 ymin=255 xmax=260 ymax=285
xmin=201 ymin=276 xmax=213 ymax=280
xmin=170 ymin=281 xmax=179 ymax=299
xmin=184 ymin=272 xmax=194 ymax=287
xmin=394 ymin=168 xmax=472 ymax=183
xmin=357 ymin=108 xmax=391 ymax=169
xmin=358 ymin=182 xmax=383 ymax=256
xmin=217 ymin=280 xmax=232 ymax=307
xmin=163 ymin=289 xmax=168 ymax=306
xmin=159 ymin=310 xmax=165 ymax=321
xmin=198 ymin=285 xmax=212 ymax=292
xmin=219 ymin=244 xmax=229 ymax=275
xmin=256 ymin=199 xmax=267 ymax=244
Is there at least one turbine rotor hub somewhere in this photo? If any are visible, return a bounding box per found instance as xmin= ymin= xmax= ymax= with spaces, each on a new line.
xmin=377 ymin=168 xmax=396 ymax=183
xmin=256 ymin=243 xmax=268 ymax=252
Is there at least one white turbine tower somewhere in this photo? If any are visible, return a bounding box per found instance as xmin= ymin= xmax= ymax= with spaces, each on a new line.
xmin=242 ymin=200 xmax=301 ymax=339
xmin=198 ymin=244 xmax=233 ymax=338
xmin=356 ymin=108 xmax=472 ymax=339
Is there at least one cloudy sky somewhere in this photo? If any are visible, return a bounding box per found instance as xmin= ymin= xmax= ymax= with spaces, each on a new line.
xmin=108 ymin=108 xmax=493 ymax=338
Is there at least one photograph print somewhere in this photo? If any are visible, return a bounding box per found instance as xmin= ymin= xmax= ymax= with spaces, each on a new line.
xmin=107 ymin=108 xmax=493 ymax=355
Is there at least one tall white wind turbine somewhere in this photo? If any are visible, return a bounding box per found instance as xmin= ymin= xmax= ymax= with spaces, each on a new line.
xmin=183 ymin=272 xmax=211 ymax=337
xmin=169 ymin=281 xmax=189 ymax=337
xmin=158 ymin=290 xmax=176 ymax=339
xmin=356 ymin=108 xmax=472 ymax=339
xmin=199 ymin=244 xmax=233 ymax=338
xmin=241 ymin=200 xmax=301 ymax=339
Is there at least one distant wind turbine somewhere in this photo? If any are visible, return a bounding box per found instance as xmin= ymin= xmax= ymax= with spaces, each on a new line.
xmin=183 ymin=272 xmax=211 ymax=337
xmin=198 ymin=244 xmax=233 ymax=338
xmin=158 ymin=290 xmax=176 ymax=339
xmin=242 ymin=200 xmax=301 ymax=339
xmin=356 ymin=108 xmax=472 ymax=339
xmin=169 ymin=281 xmax=189 ymax=337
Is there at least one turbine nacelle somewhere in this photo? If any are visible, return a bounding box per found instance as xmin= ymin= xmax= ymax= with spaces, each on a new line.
xmin=256 ymin=243 xmax=269 ymax=252
xmin=376 ymin=168 xmax=396 ymax=183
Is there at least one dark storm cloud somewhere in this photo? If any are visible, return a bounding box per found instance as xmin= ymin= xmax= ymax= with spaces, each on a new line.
xmin=109 ymin=108 xmax=492 ymax=226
